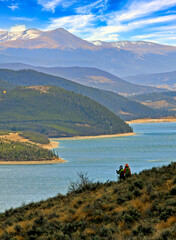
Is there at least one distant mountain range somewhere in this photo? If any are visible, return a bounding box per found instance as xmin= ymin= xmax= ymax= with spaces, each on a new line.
xmin=0 ymin=69 xmax=162 ymax=120
xmin=0 ymin=63 xmax=165 ymax=96
xmin=0 ymin=28 xmax=176 ymax=76
xmin=125 ymin=70 xmax=176 ymax=90
xmin=91 ymin=40 xmax=176 ymax=55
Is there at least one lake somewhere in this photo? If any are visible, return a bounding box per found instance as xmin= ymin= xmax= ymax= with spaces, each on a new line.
xmin=0 ymin=122 xmax=176 ymax=213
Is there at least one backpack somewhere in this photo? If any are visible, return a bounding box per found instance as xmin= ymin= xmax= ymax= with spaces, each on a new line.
xmin=125 ymin=167 xmax=131 ymax=177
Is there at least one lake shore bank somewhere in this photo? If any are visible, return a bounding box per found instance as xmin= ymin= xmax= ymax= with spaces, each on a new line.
xmin=126 ymin=117 xmax=176 ymax=124
xmin=0 ymin=133 xmax=65 ymax=164
xmin=52 ymin=132 xmax=136 ymax=140
xmin=0 ymin=157 xmax=65 ymax=165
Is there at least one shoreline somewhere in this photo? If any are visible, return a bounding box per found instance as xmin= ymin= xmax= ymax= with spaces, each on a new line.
xmin=41 ymin=140 xmax=59 ymax=150
xmin=0 ymin=157 xmax=66 ymax=165
xmin=52 ymin=132 xmax=136 ymax=140
xmin=126 ymin=118 xmax=176 ymax=124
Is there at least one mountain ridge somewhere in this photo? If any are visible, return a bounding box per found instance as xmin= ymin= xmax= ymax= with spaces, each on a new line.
xmin=0 ymin=28 xmax=95 ymax=50
xmin=0 ymin=68 xmax=164 ymax=120
xmin=125 ymin=70 xmax=176 ymax=90
xmin=0 ymin=63 xmax=166 ymax=96
xmin=0 ymin=28 xmax=176 ymax=76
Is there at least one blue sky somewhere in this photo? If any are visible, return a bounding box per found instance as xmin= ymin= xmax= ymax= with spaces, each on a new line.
xmin=0 ymin=0 xmax=176 ymax=45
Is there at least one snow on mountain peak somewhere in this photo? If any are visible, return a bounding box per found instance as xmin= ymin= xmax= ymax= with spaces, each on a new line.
xmin=0 ymin=28 xmax=42 ymax=42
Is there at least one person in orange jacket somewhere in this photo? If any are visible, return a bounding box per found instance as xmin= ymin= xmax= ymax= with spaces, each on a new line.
xmin=124 ymin=164 xmax=131 ymax=177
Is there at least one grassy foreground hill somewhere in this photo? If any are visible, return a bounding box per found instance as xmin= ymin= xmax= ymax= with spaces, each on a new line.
xmin=0 ymin=86 xmax=132 ymax=137
xmin=0 ymin=162 xmax=175 ymax=239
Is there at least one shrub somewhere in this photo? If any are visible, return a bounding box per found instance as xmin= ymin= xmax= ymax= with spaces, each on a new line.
xmin=173 ymin=177 xmax=176 ymax=184
xmin=116 ymin=196 xmax=126 ymax=204
xmin=134 ymin=180 xmax=144 ymax=189
xmin=68 ymin=172 xmax=93 ymax=193
xmin=133 ymin=223 xmax=154 ymax=236
xmin=14 ymin=224 xmax=22 ymax=233
xmin=133 ymin=189 xmax=141 ymax=197
xmin=124 ymin=214 xmax=133 ymax=223
xmin=170 ymin=186 xmax=176 ymax=195
xmin=158 ymin=229 xmax=171 ymax=240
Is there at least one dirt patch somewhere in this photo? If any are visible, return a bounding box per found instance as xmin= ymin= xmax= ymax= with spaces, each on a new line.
xmin=76 ymin=123 xmax=91 ymax=127
xmin=0 ymin=132 xmax=58 ymax=150
xmin=88 ymin=76 xmax=115 ymax=84
xmin=27 ymin=86 xmax=50 ymax=93
xmin=126 ymin=118 xmax=176 ymax=124
xmin=52 ymin=132 xmax=136 ymax=140
xmin=141 ymin=100 xmax=169 ymax=109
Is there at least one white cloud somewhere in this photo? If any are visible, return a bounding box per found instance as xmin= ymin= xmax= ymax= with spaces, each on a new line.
xmin=8 ymin=4 xmax=19 ymax=11
xmin=10 ymin=25 xmax=26 ymax=32
xmin=118 ymin=0 xmax=176 ymax=22
xmin=43 ymin=0 xmax=176 ymax=43
xmin=76 ymin=0 xmax=108 ymax=14
xmin=37 ymin=0 xmax=76 ymax=12
xmin=11 ymin=17 xmax=35 ymax=22
xmin=47 ymin=15 xmax=95 ymax=33
xmin=0 ymin=28 xmax=7 ymax=32
xmin=85 ymin=14 xmax=176 ymax=41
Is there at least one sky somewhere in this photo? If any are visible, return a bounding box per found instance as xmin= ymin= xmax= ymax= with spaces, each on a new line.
xmin=0 ymin=0 xmax=176 ymax=45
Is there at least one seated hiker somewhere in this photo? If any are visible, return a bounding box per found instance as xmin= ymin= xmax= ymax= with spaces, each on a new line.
xmin=116 ymin=165 xmax=125 ymax=180
xmin=124 ymin=164 xmax=131 ymax=178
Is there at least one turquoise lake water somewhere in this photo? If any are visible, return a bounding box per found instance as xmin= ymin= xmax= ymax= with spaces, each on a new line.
xmin=0 ymin=122 xmax=176 ymax=213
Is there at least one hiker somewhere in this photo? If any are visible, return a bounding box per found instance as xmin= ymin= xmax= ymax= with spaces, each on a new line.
xmin=116 ymin=165 xmax=125 ymax=180
xmin=124 ymin=164 xmax=131 ymax=178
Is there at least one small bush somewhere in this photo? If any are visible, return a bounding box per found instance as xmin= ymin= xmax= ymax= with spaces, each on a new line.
xmin=134 ymin=223 xmax=154 ymax=236
xmin=157 ymin=229 xmax=172 ymax=240
xmin=134 ymin=180 xmax=144 ymax=189
xmin=14 ymin=224 xmax=22 ymax=233
xmin=124 ymin=214 xmax=133 ymax=223
xmin=68 ymin=172 xmax=93 ymax=193
xmin=116 ymin=196 xmax=126 ymax=204
xmin=133 ymin=189 xmax=141 ymax=197
xmin=170 ymin=186 xmax=176 ymax=195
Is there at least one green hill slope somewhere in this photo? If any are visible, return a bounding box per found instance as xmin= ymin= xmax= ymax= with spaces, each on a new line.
xmin=0 ymin=162 xmax=175 ymax=239
xmin=0 ymin=69 xmax=159 ymax=120
xmin=0 ymin=79 xmax=14 ymax=91
xmin=0 ymin=86 xmax=132 ymax=137
xmin=129 ymin=91 xmax=176 ymax=113
xmin=0 ymin=139 xmax=56 ymax=161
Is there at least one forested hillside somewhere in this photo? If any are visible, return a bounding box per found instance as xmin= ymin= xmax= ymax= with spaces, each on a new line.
xmin=0 ymin=86 xmax=132 ymax=137
xmin=0 ymin=162 xmax=175 ymax=239
xmin=129 ymin=91 xmax=176 ymax=111
xmin=0 ymin=79 xmax=14 ymax=91
xmin=0 ymin=64 xmax=163 ymax=95
xmin=0 ymin=139 xmax=56 ymax=161
xmin=0 ymin=69 xmax=162 ymax=120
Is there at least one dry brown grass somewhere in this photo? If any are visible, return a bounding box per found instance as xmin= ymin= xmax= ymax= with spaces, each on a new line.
xmin=156 ymin=216 xmax=176 ymax=231
xmin=0 ymin=162 xmax=175 ymax=240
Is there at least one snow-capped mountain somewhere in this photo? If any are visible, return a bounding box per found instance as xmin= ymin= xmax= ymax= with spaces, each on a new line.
xmin=0 ymin=28 xmax=95 ymax=49
xmin=0 ymin=27 xmax=175 ymax=53
xmin=91 ymin=40 xmax=176 ymax=54
xmin=0 ymin=29 xmax=42 ymax=42
xmin=0 ymin=28 xmax=176 ymax=76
